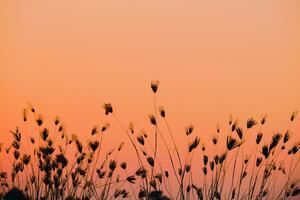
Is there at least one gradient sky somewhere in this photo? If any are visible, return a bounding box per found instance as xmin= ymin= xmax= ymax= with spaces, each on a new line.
xmin=1 ymin=1 xmax=300 ymax=178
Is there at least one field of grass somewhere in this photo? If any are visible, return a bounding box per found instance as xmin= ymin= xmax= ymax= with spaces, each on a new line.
xmin=0 ymin=81 xmax=299 ymax=200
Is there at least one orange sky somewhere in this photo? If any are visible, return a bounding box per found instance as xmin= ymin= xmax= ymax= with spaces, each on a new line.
xmin=1 ymin=1 xmax=300 ymax=179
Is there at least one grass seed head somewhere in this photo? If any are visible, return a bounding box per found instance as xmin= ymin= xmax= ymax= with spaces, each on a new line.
xmin=91 ymin=125 xmax=99 ymax=135
xmin=247 ymin=118 xmax=257 ymax=129
xmin=202 ymin=167 xmax=207 ymax=175
xmin=229 ymin=114 xmax=233 ymax=125
xmin=291 ymin=187 xmax=300 ymax=197
xmin=269 ymin=132 xmax=282 ymax=150
xmin=219 ymin=151 xmax=227 ymax=164
xmin=203 ymin=155 xmax=208 ymax=166
xmin=54 ymin=116 xmax=60 ymax=126
xmin=189 ymin=137 xmax=200 ymax=152
xmin=226 ymin=136 xmax=239 ymax=151
xmin=185 ymin=124 xmax=194 ymax=136
xmin=158 ymin=106 xmax=166 ymax=118
xmin=88 ymin=140 xmax=100 ymax=152
xmin=55 ymin=154 xmax=68 ymax=168
xmin=11 ymin=128 xmax=21 ymax=142
xmin=36 ymin=114 xmax=43 ymax=126
xmin=217 ymin=123 xmax=221 ymax=133
xmin=126 ymin=175 xmax=136 ymax=184
xmin=284 ymin=130 xmax=291 ymax=143
xmin=21 ymin=154 xmax=31 ymax=165
xmin=164 ymin=171 xmax=169 ymax=178
xmin=40 ymin=128 xmax=49 ymax=141
xmin=128 ymin=122 xmax=134 ymax=134
xmin=256 ymin=132 xmax=263 ymax=144
xmin=214 ymin=155 xmax=219 ymax=165
xmin=262 ymin=145 xmax=269 ymax=159
xmin=231 ymin=119 xmax=238 ymax=132
xmin=28 ymin=103 xmax=35 ymax=113
xmin=150 ymin=179 xmax=157 ymax=190
xmin=137 ymin=135 xmax=145 ymax=146
xmin=118 ymin=142 xmax=124 ymax=151
xmin=236 ymin=127 xmax=243 ymax=139
xmin=136 ymin=167 xmax=147 ymax=179
xmin=201 ymin=143 xmax=206 ymax=151
xmin=120 ymin=162 xmax=127 ymax=170
xmin=178 ymin=168 xmax=183 ymax=176
xmin=101 ymin=123 xmax=110 ymax=132
xmin=22 ymin=108 xmax=28 ymax=122
xmin=109 ymin=160 xmax=117 ymax=172
xmin=212 ymin=135 xmax=218 ymax=145
xmin=155 ymin=173 xmax=162 ymax=183
xmin=187 ymin=185 xmax=191 ymax=193
xmin=261 ymin=114 xmax=268 ymax=125
xmin=12 ymin=141 xmax=20 ymax=150
xmin=185 ymin=164 xmax=191 ymax=172
xmin=149 ymin=114 xmax=157 ymax=125
xmin=151 ymin=80 xmax=159 ymax=93
xmin=147 ymin=156 xmax=155 ymax=167
xmin=291 ymin=111 xmax=298 ymax=122
xmin=231 ymin=188 xmax=236 ymax=199
xmin=210 ymin=161 xmax=215 ymax=171
xmin=103 ymin=103 xmax=113 ymax=115
xmin=13 ymin=150 xmax=20 ymax=160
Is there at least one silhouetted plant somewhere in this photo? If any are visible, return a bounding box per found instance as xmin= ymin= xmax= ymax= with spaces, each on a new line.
xmin=0 ymin=81 xmax=299 ymax=200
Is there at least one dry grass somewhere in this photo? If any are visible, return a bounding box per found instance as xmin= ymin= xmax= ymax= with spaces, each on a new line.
xmin=0 ymin=81 xmax=299 ymax=200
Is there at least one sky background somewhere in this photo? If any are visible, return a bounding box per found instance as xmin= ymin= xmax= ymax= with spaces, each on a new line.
xmin=1 ymin=0 xmax=300 ymax=186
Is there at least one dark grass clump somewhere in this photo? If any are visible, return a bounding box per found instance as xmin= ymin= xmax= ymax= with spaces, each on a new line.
xmin=4 ymin=188 xmax=28 ymax=200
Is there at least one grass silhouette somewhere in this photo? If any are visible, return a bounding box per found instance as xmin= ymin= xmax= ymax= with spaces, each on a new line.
xmin=0 ymin=81 xmax=299 ymax=200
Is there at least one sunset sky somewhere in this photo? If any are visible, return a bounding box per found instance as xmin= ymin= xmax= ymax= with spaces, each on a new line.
xmin=1 ymin=1 xmax=300 ymax=178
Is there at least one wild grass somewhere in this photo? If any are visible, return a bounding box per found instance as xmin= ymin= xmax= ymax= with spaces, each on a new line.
xmin=0 ymin=81 xmax=299 ymax=200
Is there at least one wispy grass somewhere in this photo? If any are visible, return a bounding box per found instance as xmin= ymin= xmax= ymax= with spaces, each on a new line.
xmin=0 ymin=81 xmax=299 ymax=200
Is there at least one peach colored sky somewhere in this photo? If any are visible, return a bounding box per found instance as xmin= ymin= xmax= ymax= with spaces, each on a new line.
xmin=1 ymin=1 xmax=300 ymax=175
